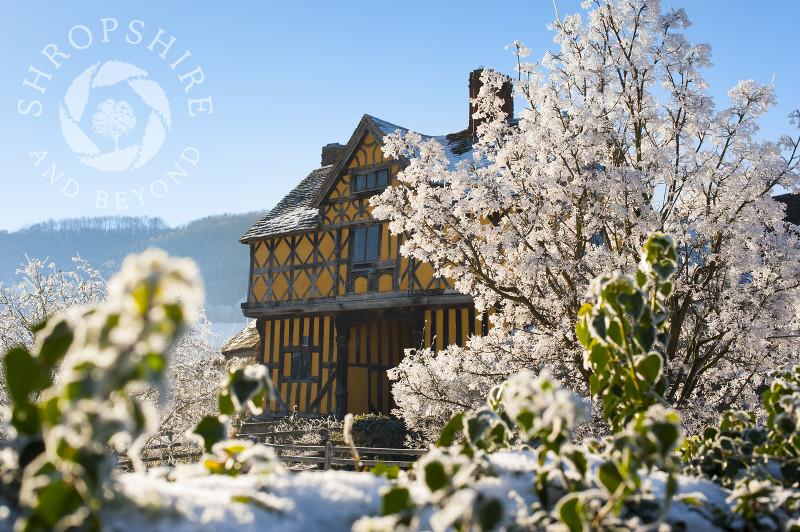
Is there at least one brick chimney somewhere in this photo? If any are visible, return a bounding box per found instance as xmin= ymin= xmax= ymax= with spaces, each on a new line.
xmin=469 ymin=68 xmax=513 ymax=135
xmin=321 ymin=143 xmax=345 ymax=166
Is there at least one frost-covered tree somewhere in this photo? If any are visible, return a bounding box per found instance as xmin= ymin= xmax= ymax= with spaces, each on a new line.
xmin=0 ymin=256 xmax=106 ymax=409
xmin=0 ymin=256 xmax=107 ymax=355
xmin=373 ymin=0 xmax=800 ymax=431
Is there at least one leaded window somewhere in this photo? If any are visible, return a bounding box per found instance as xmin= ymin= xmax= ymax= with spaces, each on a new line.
xmin=290 ymin=355 xmax=310 ymax=381
xmin=352 ymin=168 xmax=389 ymax=193
xmin=352 ymin=225 xmax=380 ymax=263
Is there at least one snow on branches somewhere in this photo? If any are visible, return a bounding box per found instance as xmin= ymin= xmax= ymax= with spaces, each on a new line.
xmin=373 ymin=0 xmax=800 ymax=431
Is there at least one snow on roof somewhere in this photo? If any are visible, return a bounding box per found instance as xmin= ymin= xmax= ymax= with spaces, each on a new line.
xmin=367 ymin=114 xmax=478 ymax=170
xmin=220 ymin=321 xmax=260 ymax=357
xmin=241 ymin=115 xmax=485 ymax=242
xmin=240 ymin=166 xmax=332 ymax=242
xmin=364 ymin=114 xmax=409 ymax=138
xmin=434 ymin=130 xmax=478 ymax=168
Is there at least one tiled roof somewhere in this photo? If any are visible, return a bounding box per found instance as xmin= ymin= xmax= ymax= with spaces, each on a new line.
xmin=240 ymin=166 xmax=332 ymax=242
xmin=220 ymin=320 xmax=260 ymax=357
xmin=241 ymin=114 xmax=484 ymax=242
xmin=366 ymin=114 xmax=409 ymax=138
xmin=367 ymin=114 xmax=479 ymax=170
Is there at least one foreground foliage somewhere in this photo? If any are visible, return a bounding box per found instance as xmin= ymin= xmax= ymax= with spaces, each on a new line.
xmin=357 ymin=234 xmax=800 ymax=531
xmin=0 ymin=251 xmax=278 ymax=530
xmin=0 ymin=254 xmax=241 ymax=460
xmin=1 ymin=237 xmax=799 ymax=531
xmin=1 ymin=250 xmax=203 ymax=530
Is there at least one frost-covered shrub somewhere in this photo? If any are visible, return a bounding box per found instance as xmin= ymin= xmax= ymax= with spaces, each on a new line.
xmin=1 ymin=250 xmax=202 ymax=530
xmin=361 ymin=233 xmax=800 ymax=531
xmin=0 ymin=254 xmax=236 ymax=464
xmin=0 ymin=250 xmax=284 ymax=530
xmin=679 ymin=368 xmax=800 ymax=529
xmin=351 ymin=414 xmax=407 ymax=450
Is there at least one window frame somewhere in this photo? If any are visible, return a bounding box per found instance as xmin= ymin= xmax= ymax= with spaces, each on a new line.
xmin=288 ymin=336 xmax=313 ymax=382
xmin=351 ymin=165 xmax=391 ymax=194
xmin=351 ymin=224 xmax=381 ymax=265
xmin=290 ymin=352 xmax=311 ymax=382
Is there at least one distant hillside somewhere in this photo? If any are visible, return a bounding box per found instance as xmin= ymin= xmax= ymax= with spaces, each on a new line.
xmin=0 ymin=212 xmax=267 ymax=322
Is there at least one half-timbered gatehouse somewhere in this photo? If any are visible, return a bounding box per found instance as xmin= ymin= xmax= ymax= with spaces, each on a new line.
xmin=240 ymin=70 xmax=511 ymax=418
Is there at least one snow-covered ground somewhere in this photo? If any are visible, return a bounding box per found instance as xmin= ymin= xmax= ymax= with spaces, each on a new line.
xmin=97 ymin=450 xmax=742 ymax=531
xmin=109 ymin=467 xmax=386 ymax=532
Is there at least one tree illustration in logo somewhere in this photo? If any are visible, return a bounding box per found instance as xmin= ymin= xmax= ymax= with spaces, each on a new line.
xmin=58 ymin=60 xmax=171 ymax=172
xmin=91 ymin=99 xmax=137 ymax=152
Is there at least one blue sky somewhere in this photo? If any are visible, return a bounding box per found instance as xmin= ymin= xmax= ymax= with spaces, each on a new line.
xmin=0 ymin=1 xmax=798 ymax=231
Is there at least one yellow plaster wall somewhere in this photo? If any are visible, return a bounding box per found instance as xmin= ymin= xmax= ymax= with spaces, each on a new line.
xmin=264 ymin=315 xmax=338 ymax=416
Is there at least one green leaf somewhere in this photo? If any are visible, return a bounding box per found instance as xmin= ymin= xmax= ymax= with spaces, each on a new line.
xmin=231 ymin=494 xmax=282 ymax=513
xmin=575 ymin=320 xmax=590 ymax=347
xmin=598 ymin=461 xmax=624 ymax=493
xmin=37 ymin=319 xmax=74 ymax=367
xmin=488 ymin=422 xmax=508 ymax=447
xmin=467 ymin=413 xmax=492 ymax=444
xmin=218 ymin=391 xmax=235 ymax=416
xmin=437 ymin=412 xmax=464 ymax=447
xmin=588 ymin=343 xmax=609 ymax=369
xmin=4 ymin=347 xmax=49 ymax=406
xmin=565 ymin=449 xmax=588 ymax=475
xmin=636 ymin=269 xmax=647 ymax=288
xmin=382 ymin=487 xmax=410 ymax=515
xmin=41 ymin=397 xmax=61 ymax=426
xmin=651 ymin=422 xmax=680 ymax=455
xmin=618 ymin=292 xmax=645 ymax=320
xmin=385 ymin=465 xmax=400 ymax=480
xmin=477 ymin=498 xmax=503 ymax=530
xmin=607 ymin=320 xmax=624 ymax=346
xmin=487 ymin=384 xmax=503 ymax=410
xmin=666 ymin=472 xmax=679 ymax=501
xmin=424 ymin=460 xmax=447 ymax=493
xmin=33 ymin=480 xmax=85 ymax=528
xmin=659 ymin=281 xmax=673 ymax=297
xmin=634 ymin=324 xmax=656 ymax=353
xmin=132 ymin=284 xmax=151 ymax=315
xmin=591 ymin=314 xmax=607 ymax=340
xmin=230 ymin=378 xmax=261 ymax=408
xmin=516 ymin=411 xmax=534 ymax=434
xmin=636 ymin=353 xmax=663 ymax=383
xmin=589 ymin=374 xmax=601 ymax=396
xmin=652 ymin=262 xmax=676 ymax=281
xmin=143 ymin=353 xmax=166 ymax=372
xmin=163 ymin=303 xmax=184 ymax=325
xmin=702 ymin=426 xmax=719 ymax=441
xmin=556 ymin=494 xmax=584 ymax=532
xmin=193 ymin=416 xmax=228 ymax=453
xmin=12 ymin=403 xmax=41 ymax=436
xmin=371 ymin=463 xmax=400 ymax=479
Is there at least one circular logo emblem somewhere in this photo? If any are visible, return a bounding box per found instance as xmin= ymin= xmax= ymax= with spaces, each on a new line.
xmin=58 ymin=60 xmax=172 ymax=172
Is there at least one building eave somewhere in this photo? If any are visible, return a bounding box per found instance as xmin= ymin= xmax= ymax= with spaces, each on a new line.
xmin=241 ymin=293 xmax=474 ymax=318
